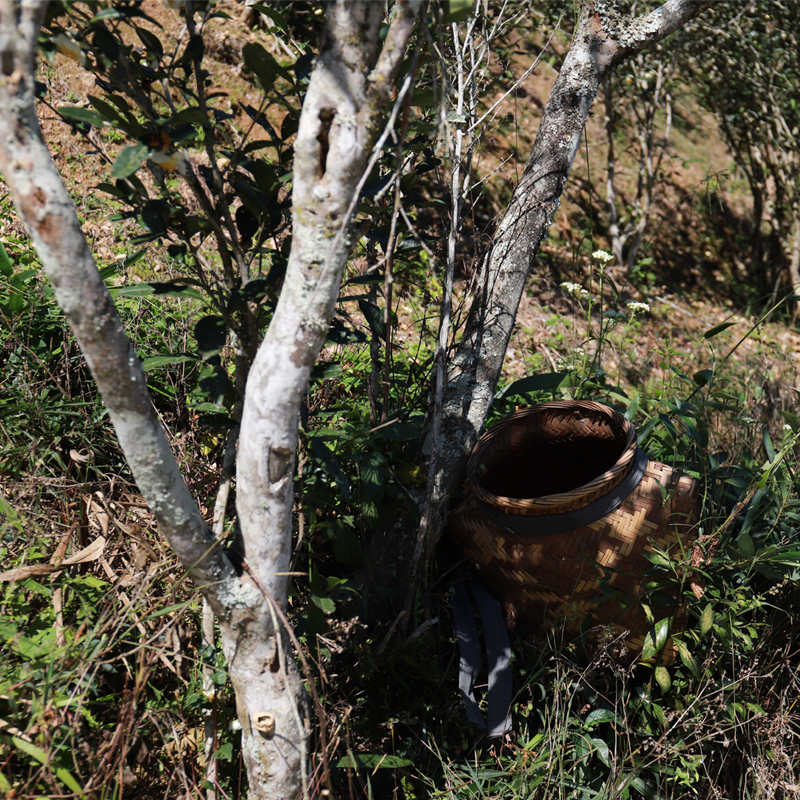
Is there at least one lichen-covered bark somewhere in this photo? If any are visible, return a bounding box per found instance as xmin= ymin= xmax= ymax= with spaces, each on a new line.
xmin=424 ymin=0 xmax=722 ymax=543
xmin=233 ymin=1 xmax=421 ymax=796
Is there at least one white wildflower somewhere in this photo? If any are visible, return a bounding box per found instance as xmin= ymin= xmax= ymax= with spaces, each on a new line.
xmin=592 ymin=249 xmax=613 ymax=265
xmin=150 ymin=150 xmax=187 ymax=172
xmin=561 ymin=282 xmax=590 ymax=300
xmin=626 ymin=301 xmax=651 ymax=314
xmin=784 ymin=424 xmax=793 ymax=432
xmin=52 ymin=33 xmax=85 ymax=66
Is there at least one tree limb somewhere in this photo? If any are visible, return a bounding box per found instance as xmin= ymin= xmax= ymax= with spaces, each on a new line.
xmin=424 ymin=0 xmax=724 ymax=548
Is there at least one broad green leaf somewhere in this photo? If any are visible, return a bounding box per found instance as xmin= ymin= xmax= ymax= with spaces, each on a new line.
xmin=676 ymin=641 xmax=699 ymax=674
xmin=496 ymin=372 xmax=570 ymax=399
xmin=703 ymin=321 xmax=736 ymax=339
xmin=737 ymin=532 xmax=755 ymax=559
xmin=59 ymin=106 xmax=107 ymax=126
xmin=311 ymin=593 xmax=335 ymax=614
xmin=11 ymin=736 xmax=49 ymax=765
xmin=693 ymin=369 xmax=713 ymax=387
xmin=655 ymin=666 xmax=671 ymax=692
xmin=640 ymin=617 xmax=670 ymax=661
xmin=584 ymin=708 xmax=615 ymax=727
xmin=699 ymin=604 xmax=714 ymax=636
xmin=111 ymin=143 xmax=148 ymax=179
xmin=243 ymin=43 xmax=279 ymax=93
xmin=170 ymin=107 xmax=208 ymax=126
xmin=335 ymin=753 xmax=413 ymax=769
xmin=591 ymin=737 xmax=612 ymax=768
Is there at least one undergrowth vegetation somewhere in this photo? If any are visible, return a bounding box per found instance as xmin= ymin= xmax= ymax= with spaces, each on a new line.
xmin=2 ymin=1 xmax=800 ymax=798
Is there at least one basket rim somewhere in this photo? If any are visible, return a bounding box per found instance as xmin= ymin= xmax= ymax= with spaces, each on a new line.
xmin=467 ymin=400 xmax=637 ymax=516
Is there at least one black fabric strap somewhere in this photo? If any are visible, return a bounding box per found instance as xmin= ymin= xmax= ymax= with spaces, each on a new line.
xmin=454 ymin=581 xmax=486 ymax=729
xmin=476 ymin=447 xmax=649 ymax=537
xmin=453 ymin=580 xmax=513 ymax=737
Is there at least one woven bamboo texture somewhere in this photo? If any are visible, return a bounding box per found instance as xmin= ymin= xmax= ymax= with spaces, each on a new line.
xmin=468 ymin=401 xmax=638 ymax=515
xmin=449 ymin=402 xmax=700 ymax=660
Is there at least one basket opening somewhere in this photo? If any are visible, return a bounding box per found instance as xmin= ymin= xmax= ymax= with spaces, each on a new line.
xmin=476 ymin=426 xmax=627 ymax=499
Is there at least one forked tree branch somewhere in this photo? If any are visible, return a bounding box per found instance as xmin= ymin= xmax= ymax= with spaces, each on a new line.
xmin=423 ymin=0 xmax=723 ymax=550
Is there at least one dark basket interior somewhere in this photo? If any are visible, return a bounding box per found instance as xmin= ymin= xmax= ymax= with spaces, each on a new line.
xmin=474 ymin=415 xmax=627 ymax=499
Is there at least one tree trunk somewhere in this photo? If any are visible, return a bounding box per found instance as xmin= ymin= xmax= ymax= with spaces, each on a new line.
xmin=0 ymin=1 xmax=421 ymax=797
xmin=419 ymin=0 xmax=723 ymax=563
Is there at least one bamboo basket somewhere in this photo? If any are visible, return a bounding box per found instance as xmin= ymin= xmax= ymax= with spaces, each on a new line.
xmin=447 ymin=401 xmax=700 ymax=659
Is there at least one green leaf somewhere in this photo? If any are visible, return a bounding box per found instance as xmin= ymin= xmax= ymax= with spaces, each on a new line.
xmin=641 ymin=617 xmax=670 ymax=661
xmin=141 ymin=354 xmax=198 ymax=371
xmin=737 ymin=532 xmax=755 ymax=559
xmin=59 ymin=106 xmax=107 ymax=126
xmin=591 ymin=737 xmax=612 ymax=768
xmin=243 ymin=42 xmax=280 ymax=93
xmin=584 ymin=708 xmax=615 ymax=727
xmin=311 ymin=593 xmax=336 ymax=614
xmin=55 ymin=766 xmax=84 ymax=795
xmin=310 ymin=437 xmax=351 ymax=500
xmin=496 ymin=372 xmax=570 ymax=399
xmin=0 ymin=241 xmax=13 ymax=277
xmin=111 ymin=143 xmax=149 ymax=179
xmin=194 ymin=315 xmax=227 ymax=354
xmin=11 ymin=735 xmax=49 ymax=765
xmin=675 ymin=641 xmax=699 ymax=674
xmin=703 ymin=321 xmax=736 ymax=339
xmin=443 ymin=0 xmax=473 ymax=22
xmin=335 ymin=753 xmax=413 ymax=769
xmin=113 ymin=281 xmax=203 ymax=300
xmin=655 ymin=666 xmax=671 ymax=693
xmin=373 ymin=421 xmax=421 ymax=441
xmin=699 ymin=604 xmax=714 ymax=636
xmin=358 ymin=298 xmax=386 ymax=340
xmin=170 ymin=107 xmax=208 ymax=127
xmin=693 ymin=369 xmax=713 ymax=387
xmin=251 ymin=4 xmax=290 ymax=33
xmin=90 ymin=7 xmax=125 ymax=22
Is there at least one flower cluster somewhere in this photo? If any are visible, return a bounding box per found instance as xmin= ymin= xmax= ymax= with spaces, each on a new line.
xmin=560 ymin=282 xmax=590 ymax=300
xmin=603 ymin=310 xmax=627 ymax=322
xmin=592 ymin=249 xmax=614 ymax=265
xmin=626 ymin=301 xmax=651 ymax=315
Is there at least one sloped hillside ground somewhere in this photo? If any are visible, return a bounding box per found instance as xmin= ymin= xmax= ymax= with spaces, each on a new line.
xmin=2 ymin=3 xmax=800 ymax=799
